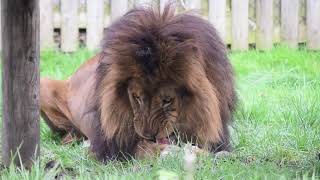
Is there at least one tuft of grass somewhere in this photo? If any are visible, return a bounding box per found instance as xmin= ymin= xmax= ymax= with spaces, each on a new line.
xmin=1 ymin=45 xmax=320 ymax=179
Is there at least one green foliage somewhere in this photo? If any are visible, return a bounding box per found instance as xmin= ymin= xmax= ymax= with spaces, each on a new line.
xmin=1 ymin=46 xmax=320 ymax=179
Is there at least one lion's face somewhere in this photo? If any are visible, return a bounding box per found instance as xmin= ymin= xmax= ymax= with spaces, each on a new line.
xmin=127 ymin=78 xmax=179 ymax=142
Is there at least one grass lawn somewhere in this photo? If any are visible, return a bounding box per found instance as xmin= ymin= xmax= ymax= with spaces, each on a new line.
xmin=0 ymin=46 xmax=320 ymax=179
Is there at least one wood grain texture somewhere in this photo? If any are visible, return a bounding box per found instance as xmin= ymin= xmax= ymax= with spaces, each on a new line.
xmin=307 ymin=0 xmax=320 ymax=49
xmin=184 ymin=0 xmax=201 ymax=10
xmin=1 ymin=0 xmax=40 ymax=169
xmin=87 ymin=0 xmax=104 ymax=50
xmin=281 ymin=0 xmax=299 ymax=48
xmin=209 ymin=0 xmax=226 ymax=42
xmin=111 ymin=0 xmax=128 ymax=22
xmin=134 ymin=0 xmax=153 ymax=7
xmin=256 ymin=0 xmax=273 ymax=50
xmin=40 ymin=0 xmax=54 ymax=49
xmin=33 ymin=0 xmax=319 ymax=51
xmin=61 ymin=0 xmax=78 ymax=52
xmin=232 ymin=0 xmax=249 ymax=50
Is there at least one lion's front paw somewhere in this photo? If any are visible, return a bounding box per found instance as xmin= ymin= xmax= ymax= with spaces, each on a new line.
xmin=160 ymin=145 xmax=180 ymax=159
xmin=134 ymin=140 xmax=170 ymax=160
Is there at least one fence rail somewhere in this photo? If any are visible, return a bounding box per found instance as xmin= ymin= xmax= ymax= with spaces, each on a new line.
xmin=5 ymin=0 xmax=320 ymax=52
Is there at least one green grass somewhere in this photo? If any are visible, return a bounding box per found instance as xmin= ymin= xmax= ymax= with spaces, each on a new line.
xmin=1 ymin=46 xmax=320 ymax=179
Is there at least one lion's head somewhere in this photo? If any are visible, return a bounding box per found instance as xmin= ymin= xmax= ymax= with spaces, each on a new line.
xmin=91 ymin=4 xmax=236 ymax=161
xmin=127 ymin=79 xmax=179 ymax=142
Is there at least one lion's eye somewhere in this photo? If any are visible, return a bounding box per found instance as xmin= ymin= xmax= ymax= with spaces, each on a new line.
xmin=162 ymin=96 xmax=173 ymax=107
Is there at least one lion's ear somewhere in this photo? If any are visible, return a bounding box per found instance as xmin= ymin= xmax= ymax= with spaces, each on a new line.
xmin=89 ymin=125 xmax=114 ymax=161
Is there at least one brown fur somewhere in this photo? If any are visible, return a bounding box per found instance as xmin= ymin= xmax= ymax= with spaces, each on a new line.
xmin=40 ymin=4 xmax=236 ymax=162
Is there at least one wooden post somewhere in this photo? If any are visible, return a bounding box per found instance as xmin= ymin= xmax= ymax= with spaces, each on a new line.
xmin=87 ymin=0 xmax=104 ymax=50
xmin=256 ymin=0 xmax=273 ymax=50
xmin=184 ymin=0 xmax=201 ymax=10
xmin=40 ymin=0 xmax=54 ymax=49
xmin=281 ymin=0 xmax=299 ymax=48
xmin=103 ymin=0 xmax=111 ymax=27
xmin=61 ymin=0 xmax=78 ymax=52
xmin=2 ymin=0 xmax=40 ymax=169
xmin=134 ymin=0 xmax=153 ymax=7
xmin=111 ymin=0 xmax=128 ymax=22
xmin=307 ymin=0 xmax=320 ymax=49
xmin=232 ymin=0 xmax=249 ymax=50
xmin=209 ymin=0 xmax=226 ymax=42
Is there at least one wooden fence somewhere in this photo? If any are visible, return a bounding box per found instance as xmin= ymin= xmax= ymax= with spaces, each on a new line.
xmin=8 ymin=0 xmax=320 ymax=52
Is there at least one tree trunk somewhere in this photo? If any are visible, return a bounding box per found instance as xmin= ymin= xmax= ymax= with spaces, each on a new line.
xmin=1 ymin=0 xmax=40 ymax=169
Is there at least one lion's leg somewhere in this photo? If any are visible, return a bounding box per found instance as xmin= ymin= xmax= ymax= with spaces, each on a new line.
xmin=208 ymin=112 xmax=232 ymax=153
xmin=194 ymin=137 xmax=230 ymax=155
xmin=205 ymin=133 xmax=231 ymax=153
xmin=61 ymin=128 xmax=85 ymax=144
xmin=40 ymin=110 xmax=67 ymax=135
xmin=198 ymin=134 xmax=231 ymax=155
xmin=40 ymin=78 xmax=81 ymax=143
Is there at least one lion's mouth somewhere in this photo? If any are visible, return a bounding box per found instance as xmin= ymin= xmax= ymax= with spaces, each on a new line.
xmin=156 ymin=138 xmax=169 ymax=144
xmin=155 ymin=134 xmax=177 ymax=144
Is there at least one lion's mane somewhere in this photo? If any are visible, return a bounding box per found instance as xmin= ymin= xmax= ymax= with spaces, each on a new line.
xmin=90 ymin=4 xmax=236 ymax=161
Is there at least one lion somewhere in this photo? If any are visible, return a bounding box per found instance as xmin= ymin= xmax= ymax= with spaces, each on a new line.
xmin=40 ymin=4 xmax=236 ymax=161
